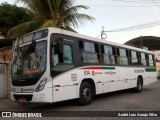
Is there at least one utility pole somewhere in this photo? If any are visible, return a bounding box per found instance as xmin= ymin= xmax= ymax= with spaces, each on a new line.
xmin=101 ymin=26 xmax=107 ymax=39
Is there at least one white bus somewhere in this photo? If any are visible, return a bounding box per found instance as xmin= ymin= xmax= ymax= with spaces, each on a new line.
xmin=11 ymin=27 xmax=157 ymax=105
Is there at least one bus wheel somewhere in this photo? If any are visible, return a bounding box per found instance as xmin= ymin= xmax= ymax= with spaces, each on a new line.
xmin=78 ymin=82 xmax=93 ymax=106
xmin=134 ymin=78 xmax=143 ymax=93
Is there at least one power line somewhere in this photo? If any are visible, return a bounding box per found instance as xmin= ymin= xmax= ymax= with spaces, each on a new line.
xmin=106 ymin=23 xmax=160 ymax=32
xmin=86 ymin=0 xmax=160 ymax=8
xmin=98 ymin=21 xmax=160 ymax=38
xmin=103 ymin=20 xmax=160 ymax=32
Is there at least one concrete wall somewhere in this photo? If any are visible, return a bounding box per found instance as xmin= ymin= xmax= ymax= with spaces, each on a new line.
xmin=0 ymin=46 xmax=12 ymax=98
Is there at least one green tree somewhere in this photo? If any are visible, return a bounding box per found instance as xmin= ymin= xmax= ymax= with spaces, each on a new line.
xmin=0 ymin=2 xmax=32 ymax=37
xmin=7 ymin=0 xmax=95 ymax=38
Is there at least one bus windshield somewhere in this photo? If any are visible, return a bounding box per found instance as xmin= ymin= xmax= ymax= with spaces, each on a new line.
xmin=12 ymin=41 xmax=47 ymax=80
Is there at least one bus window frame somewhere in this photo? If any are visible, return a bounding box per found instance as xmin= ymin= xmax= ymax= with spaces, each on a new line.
xmin=79 ymin=39 xmax=101 ymax=64
xmin=50 ymin=33 xmax=79 ymax=78
xmin=100 ymin=44 xmax=117 ymax=65
xmin=140 ymin=52 xmax=148 ymax=66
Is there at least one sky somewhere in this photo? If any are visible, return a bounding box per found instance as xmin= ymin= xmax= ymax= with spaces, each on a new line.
xmin=1 ymin=0 xmax=160 ymax=44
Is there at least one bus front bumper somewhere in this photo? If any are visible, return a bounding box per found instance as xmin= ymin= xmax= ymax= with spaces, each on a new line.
xmin=10 ymin=88 xmax=52 ymax=103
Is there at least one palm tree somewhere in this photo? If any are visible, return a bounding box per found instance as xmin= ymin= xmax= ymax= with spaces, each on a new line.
xmin=7 ymin=0 xmax=95 ymax=38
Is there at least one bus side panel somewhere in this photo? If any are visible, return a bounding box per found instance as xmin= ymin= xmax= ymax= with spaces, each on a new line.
xmin=33 ymin=86 xmax=53 ymax=103
xmin=145 ymin=68 xmax=157 ymax=85
xmin=53 ymin=86 xmax=77 ymax=102
xmin=77 ymin=68 xmax=110 ymax=95
xmin=81 ymin=67 xmax=119 ymax=94
xmin=52 ymin=70 xmax=78 ymax=102
xmin=89 ymin=69 xmax=110 ymax=94
xmin=108 ymin=67 xmax=120 ymax=92
xmin=97 ymin=82 xmax=110 ymax=94
xmin=118 ymin=67 xmax=133 ymax=90
xmin=130 ymin=68 xmax=136 ymax=89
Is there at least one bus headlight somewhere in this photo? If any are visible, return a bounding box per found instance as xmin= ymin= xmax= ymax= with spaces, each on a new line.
xmin=10 ymin=87 xmax=16 ymax=92
xmin=35 ymin=78 xmax=47 ymax=92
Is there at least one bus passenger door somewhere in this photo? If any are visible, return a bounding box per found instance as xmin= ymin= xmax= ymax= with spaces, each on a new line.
xmin=50 ymin=34 xmax=79 ymax=102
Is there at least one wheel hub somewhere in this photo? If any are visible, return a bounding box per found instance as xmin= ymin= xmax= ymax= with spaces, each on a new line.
xmin=83 ymin=88 xmax=91 ymax=101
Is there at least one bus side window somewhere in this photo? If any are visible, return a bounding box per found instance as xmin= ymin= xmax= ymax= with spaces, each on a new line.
xmin=119 ymin=48 xmax=128 ymax=65
xmin=52 ymin=43 xmax=59 ymax=66
xmin=148 ymin=54 xmax=154 ymax=66
xmin=101 ymin=45 xmax=116 ymax=64
xmin=140 ymin=52 xmax=147 ymax=66
xmin=63 ymin=45 xmax=73 ymax=64
xmin=131 ymin=51 xmax=139 ymax=65
xmin=79 ymin=41 xmax=100 ymax=64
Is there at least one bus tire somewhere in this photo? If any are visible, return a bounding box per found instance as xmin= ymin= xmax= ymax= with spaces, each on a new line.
xmin=134 ymin=78 xmax=143 ymax=93
xmin=78 ymin=82 xmax=93 ymax=106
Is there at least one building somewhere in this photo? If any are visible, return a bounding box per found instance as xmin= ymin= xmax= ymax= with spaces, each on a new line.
xmin=124 ymin=36 xmax=160 ymax=78
xmin=0 ymin=37 xmax=13 ymax=99
xmin=124 ymin=36 xmax=160 ymax=51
